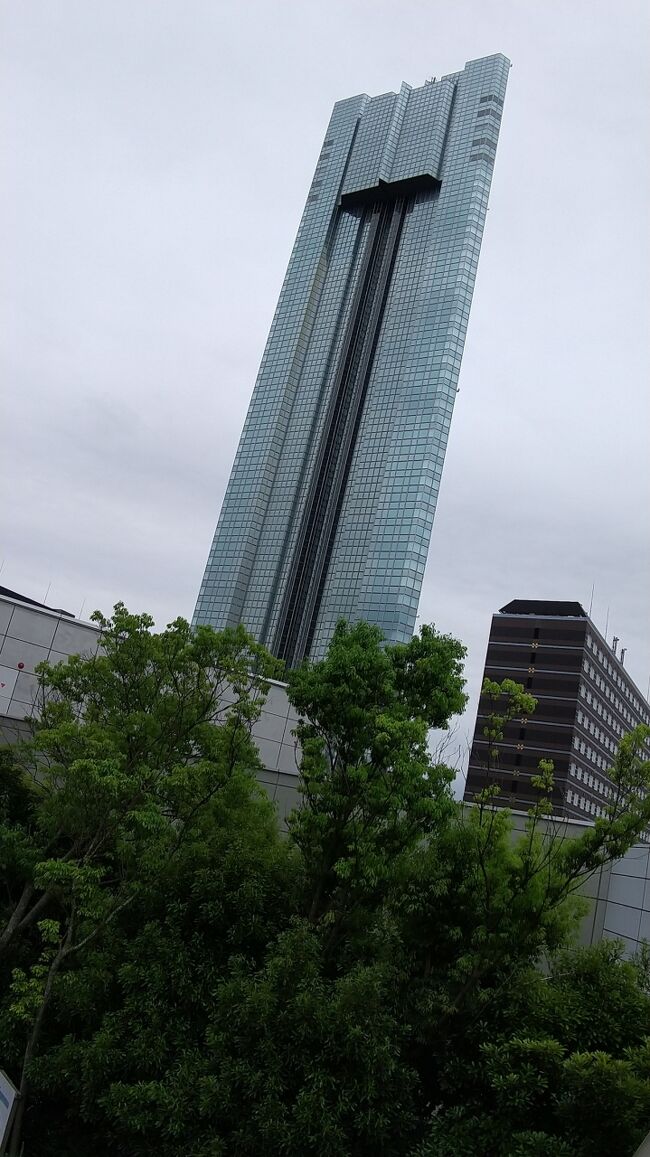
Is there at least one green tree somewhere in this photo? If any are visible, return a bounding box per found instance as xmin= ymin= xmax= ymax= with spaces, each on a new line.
xmin=287 ymin=620 xmax=467 ymax=931
xmin=417 ymin=941 xmax=650 ymax=1156
xmin=2 ymin=613 xmax=650 ymax=1156
xmin=0 ymin=604 xmax=281 ymax=1154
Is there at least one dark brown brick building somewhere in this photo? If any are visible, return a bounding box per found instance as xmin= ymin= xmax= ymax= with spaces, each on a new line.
xmin=464 ymin=600 xmax=650 ymax=822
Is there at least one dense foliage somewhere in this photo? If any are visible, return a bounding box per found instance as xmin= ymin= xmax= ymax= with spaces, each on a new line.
xmin=1 ymin=609 xmax=650 ymax=1155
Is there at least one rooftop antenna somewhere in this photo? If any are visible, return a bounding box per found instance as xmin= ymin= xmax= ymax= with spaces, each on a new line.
xmin=78 ymin=598 xmax=86 ymax=620
xmin=620 ymin=647 xmax=627 ymax=665
xmin=43 ymin=580 xmax=52 ymax=605
xmin=604 ymin=605 xmax=610 ymax=642
xmin=612 ymin=636 xmax=619 ymax=656
xmin=588 ymin=583 xmax=595 ymax=617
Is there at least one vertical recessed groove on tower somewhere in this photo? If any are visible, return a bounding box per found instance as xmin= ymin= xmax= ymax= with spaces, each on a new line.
xmin=274 ymin=196 xmax=407 ymax=666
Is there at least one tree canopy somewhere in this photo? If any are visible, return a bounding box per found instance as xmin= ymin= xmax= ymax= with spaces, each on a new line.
xmin=1 ymin=608 xmax=650 ymax=1156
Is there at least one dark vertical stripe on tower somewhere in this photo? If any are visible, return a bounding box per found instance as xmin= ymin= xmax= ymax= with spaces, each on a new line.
xmin=273 ymin=196 xmax=407 ymax=665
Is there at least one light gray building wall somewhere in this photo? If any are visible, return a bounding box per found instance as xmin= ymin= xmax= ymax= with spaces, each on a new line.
xmin=508 ymin=808 xmax=650 ymax=957
xmin=600 ymin=845 xmax=650 ymax=952
xmin=0 ymin=587 xmax=300 ymax=779
xmin=2 ymin=587 xmax=649 ymax=955
xmin=1 ymin=588 xmax=101 ymax=744
xmin=0 ymin=583 xmax=303 ymax=833
xmin=250 ymin=680 xmax=302 ymax=823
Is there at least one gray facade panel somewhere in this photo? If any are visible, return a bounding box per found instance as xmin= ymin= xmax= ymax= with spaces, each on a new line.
xmin=52 ymin=619 xmax=100 ymax=657
xmin=0 ymin=601 xmax=14 ymax=637
xmin=8 ymin=606 xmax=58 ymax=649
xmin=0 ymin=636 xmax=52 ymax=675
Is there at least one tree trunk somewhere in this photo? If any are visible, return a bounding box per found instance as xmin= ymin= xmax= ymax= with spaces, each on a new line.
xmin=8 ymin=928 xmax=72 ymax=1156
xmin=15 ymin=891 xmax=53 ymax=935
xmin=0 ymin=883 xmax=34 ymax=957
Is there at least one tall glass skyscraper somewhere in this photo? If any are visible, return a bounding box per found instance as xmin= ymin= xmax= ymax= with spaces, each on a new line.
xmin=194 ymin=54 xmax=509 ymax=664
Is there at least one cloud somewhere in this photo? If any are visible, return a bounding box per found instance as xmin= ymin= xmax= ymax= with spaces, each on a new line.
xmin=2 ymin=0 xmax=649 ymax=761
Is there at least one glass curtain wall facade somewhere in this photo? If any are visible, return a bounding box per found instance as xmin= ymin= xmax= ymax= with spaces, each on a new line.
xmin=194 ymin=54 xmax=509 ymax=663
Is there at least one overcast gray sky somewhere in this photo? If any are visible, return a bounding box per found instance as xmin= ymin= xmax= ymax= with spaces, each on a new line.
xmin=2 ymin=0 xmax=649 ymax=781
